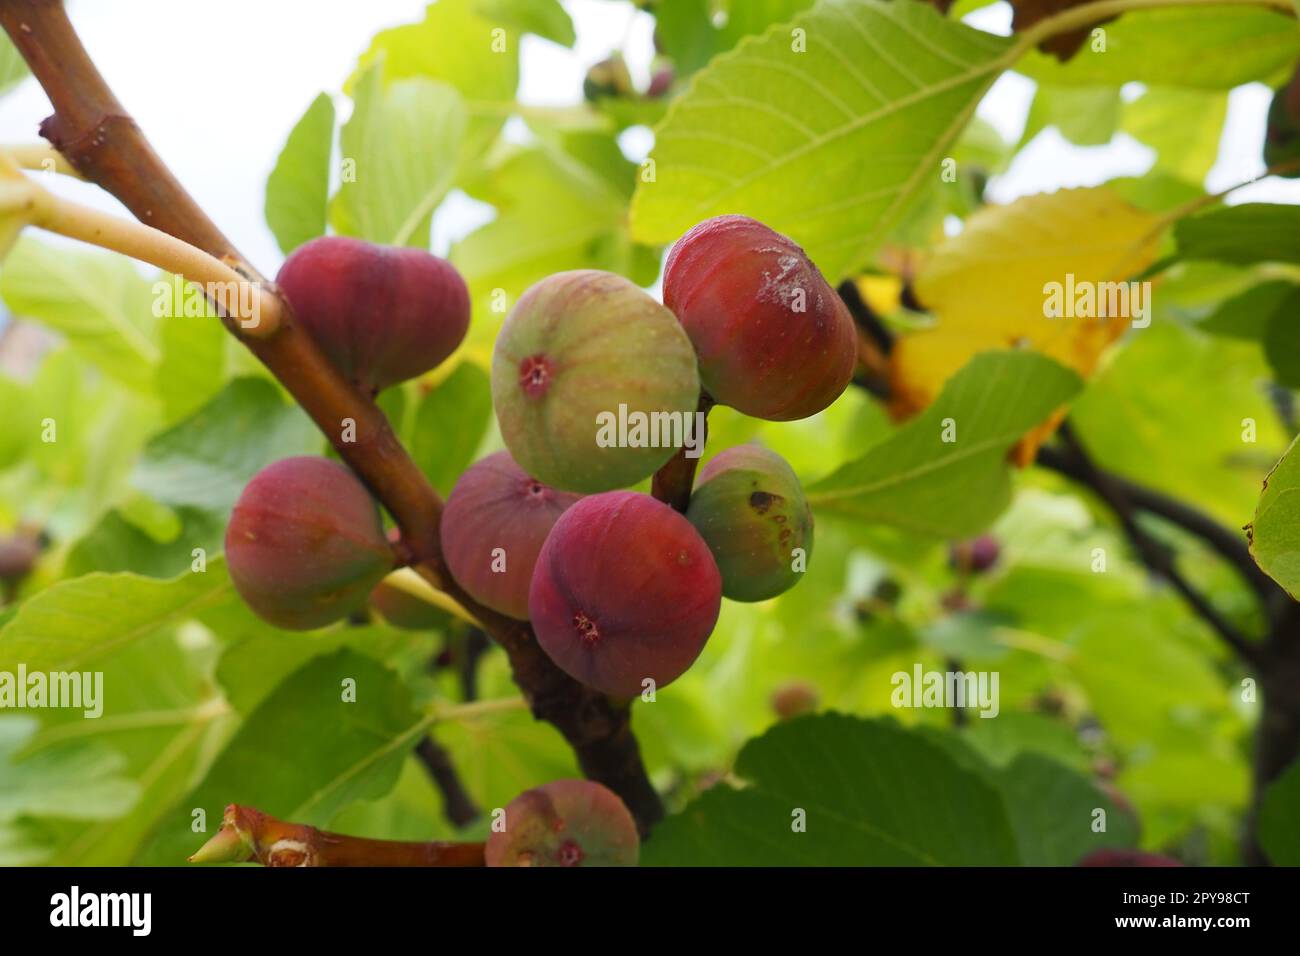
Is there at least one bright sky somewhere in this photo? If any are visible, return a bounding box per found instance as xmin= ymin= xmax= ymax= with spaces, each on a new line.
xmin=0 ymin=0 xmax=1295 ymax=276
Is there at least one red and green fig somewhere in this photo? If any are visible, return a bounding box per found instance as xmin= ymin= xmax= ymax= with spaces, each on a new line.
xmin=949 ymin=534 xmax=1000 ymax=574
xmin=226 ymin=456 xmax=393 ymax=630
xmin=528 ymin=491 xmax=721 ymax=698
xmin=485 ymin=779 xmax=639 ymax=867
xmin=686 ymin=444 xmax=813 ymax=602
xmin=664 ymin=215 xmax=857 ymax=421
xmin=492 ymin=270 xmax=700 ymax=494
xmin=275 ymin=236 xmax=470 ymax=395
xmin=440 ymin=450 xmax=582 ymax=620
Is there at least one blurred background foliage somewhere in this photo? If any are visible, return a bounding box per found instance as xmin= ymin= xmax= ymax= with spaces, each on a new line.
xmin=0 ymin=0 xmax=1298 ymax=866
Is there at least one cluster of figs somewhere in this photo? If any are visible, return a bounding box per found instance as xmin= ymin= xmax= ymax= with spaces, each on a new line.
xmin=223 ymin=215 xmax=858 ymax=865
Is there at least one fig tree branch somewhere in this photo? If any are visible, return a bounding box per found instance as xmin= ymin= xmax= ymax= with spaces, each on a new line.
xmin=189 ymin=804 xmax=485 ymax=867
xmin=414 ymin=736 xmax=480 ymax=828
xmin=0 ymin=0 xmax=664 ymax=836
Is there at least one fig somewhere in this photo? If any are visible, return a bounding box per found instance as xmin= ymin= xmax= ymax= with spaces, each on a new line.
xmin=528 ymin=491 xmax=721 ymax=698
xmin=440 ymin=451 xmax=582 ymax=620
xmin=275 ymin=236 xmax=470 ymax=395
xmin=771 ymin=680 xmax=819 ymax=721
xmin=949 ymin=534 xmax=1000 ymax=574
xmin=485 ymin=779 xmax=639 ymax=867
xmin=491 ymin=270 xmax=700 ymax=494
xmin=226 ymin=456 xmax=394 ymax=630
xmin=369 ymin=579 xmax=452 ymax=631
xmin=663 ymin=215 xmax=857 ymax=420
xmin=685 ymin=444 xmax=813 ymax=602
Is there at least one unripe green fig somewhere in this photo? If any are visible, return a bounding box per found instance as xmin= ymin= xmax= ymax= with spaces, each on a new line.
xmin=686 ymin=444 xmax=813 ymax=602
xmin=485 ymin=779 xmax=639 ymax=867
xmin=529 ymin=491 xmax=721 ymax=698
xmin=275 ymin=236 xmax=470 ymax=395
xmin=664 ymin=215 xmax=857 ymax=420
xmin=492 ymin=270 xmax=700 ymax=493
xmin=226 ymin=456 xmax=393 ymax=630
xmin=440 ymin=451 xmax=582 ymax=620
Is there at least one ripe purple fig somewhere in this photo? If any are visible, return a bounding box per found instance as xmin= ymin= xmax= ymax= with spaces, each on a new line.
xmin=485 ymin=779 xmax=639 ymax=867
xmin=686 ymin=444 xmax=813 ymax=602
xmin=440 ymin=451 xmax=582 ymax=620
xmin=226 ymin=456 xmax=393 ymax=630
xmin=664 ymin=215 xmax=857 ymax=421
xmin=275 ymin=236 xmax=470 ymax=395
xmin=528 ymin=491 xmax=721 ymax=698
xmin=949 ymin=534 xmax=1000 ymax=574
xmin=492 ymin=270 xmax=700 ymax=494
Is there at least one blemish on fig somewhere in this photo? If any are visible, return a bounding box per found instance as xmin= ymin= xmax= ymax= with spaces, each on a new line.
xmin=557 ymin=839 xmax=585 ymax=867
xmin=749 ymin=491 xmax=783 ymax=514
xmin=573 ymin=611 xmax=600 ymax=643
xmin=518 ymin=354 xmax=553 ymax=398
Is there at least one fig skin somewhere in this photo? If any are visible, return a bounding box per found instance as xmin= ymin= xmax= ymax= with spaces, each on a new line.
xmin=663 ymin=215 xmax=857 ymax=421
xmin=226 ymin=456 xmax=394 ymax=630
xmin=485 ymin=779 xmax=639 ymax=867
xmin=686 ymin=444 xmax=813 ymax=602
xmin=528 ymin=491 xmax=722 ymax=698
xmin=440 ymin=451 xmax=582 ymax=620
xmin=275 ymin=236 xmax=470 ymax=394
xmin=491 ymin=270 xmax=701 ymax=494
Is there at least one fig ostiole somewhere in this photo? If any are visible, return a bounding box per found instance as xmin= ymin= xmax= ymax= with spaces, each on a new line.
xmin=485 ymin=779 xmax=639 ymax=867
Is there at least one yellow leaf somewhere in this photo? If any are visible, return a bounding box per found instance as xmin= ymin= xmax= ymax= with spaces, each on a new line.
xmin=889 ymin=187 xmax=1165 ymax=460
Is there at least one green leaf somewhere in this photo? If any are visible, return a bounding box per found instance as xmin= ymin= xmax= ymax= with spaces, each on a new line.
xmin=0 ymin=238 xmax=161 ymax=390
xmin=1259 ymin=758 xmax=1300 ymax=865
xmin=0 ymin=717 xmax=141 ymax=822
xmin=1176 ymin=203 xmax=1300 ymax=265
xmin=130 ymin=377 xmax=320 ymax=517
xmin=1070 ymin=322 xmax=1287 ymax=526
xmin=352 ymin=0 xmax=518 ymax=159
xmin=806 ymin=351 xmax=1083 ymax=537
xmin=0 ymin=560 xmax=233 ymax=673
xmin=1021 ymin=85 xmax=1119 ymax=147
xmin=0 ymin=33 xmax=27 ymax=95
xmin=332 ymin=65 xmax=466 ymax=248
xmin=1121 ymin=87 xmax=1227 ymax=185
xmin=631 ymin=0 xmax=1015 ymax=280
xmin=1016 ymin=8 xmax=1300 ymax=89
xmin=65 ymin=507 xmax=225 ymax=579
xmin=452 ymin=140 xmax=658 ymax=362
xmin=135 ymin=650 xmax=424 ymax=865
xmin=1198 ymin=280 xmax=1298 ymax=341
xmin=1250 ymin=435 xmax=1300 ymax=599
xmin=265 ymin=93 xmax=335 ymax=255
xmin=642 ymin=714 xmax=1020 ymax=865
xmin=474 ymin=0 xmax=575 ymax=46
xmin=157 ymin=310 xmax=231 ymax=424
xmin=411 ymin=363 xmax=492 ymax=495
xmin=655 ymin=0 xmax=818 ymax=77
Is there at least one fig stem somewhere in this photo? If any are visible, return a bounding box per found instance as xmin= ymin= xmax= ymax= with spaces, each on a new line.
xmin=383 ymin=568 xmax=481 ymax=626
xmin=650 ymin=393 xmax=714 ymax=513
xmin=189 ymin=804 xmax=485 ymax=867
xmin=0 ymin=143 xmax=81 ymax=178
xmin=27 ymin=184 xmax=283 ymax=336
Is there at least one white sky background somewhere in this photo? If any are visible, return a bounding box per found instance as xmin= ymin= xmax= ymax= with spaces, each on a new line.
xmin=0 ymin=0 xmax=1296 ymax=275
